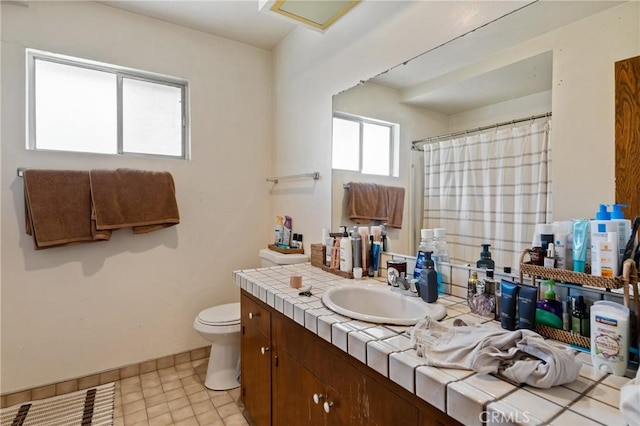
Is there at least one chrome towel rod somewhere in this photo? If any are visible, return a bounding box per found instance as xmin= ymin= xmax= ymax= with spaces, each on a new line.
xmin=266 ymin=171 xmax=320 ymax=184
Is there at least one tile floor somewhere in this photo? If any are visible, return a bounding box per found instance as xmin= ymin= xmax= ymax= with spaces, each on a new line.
xmin=113 ymin=358 xmax=248 ymax=426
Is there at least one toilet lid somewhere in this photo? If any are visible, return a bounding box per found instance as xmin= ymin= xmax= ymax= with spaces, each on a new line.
xmin=197 ymin=302 xmax=240 ymax=326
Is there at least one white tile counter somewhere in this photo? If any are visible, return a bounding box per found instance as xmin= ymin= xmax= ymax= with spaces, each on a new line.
xmin=234 ymin=263 xmax=632 ymax=426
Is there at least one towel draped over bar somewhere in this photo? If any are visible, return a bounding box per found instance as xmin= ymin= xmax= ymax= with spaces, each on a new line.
xmin=23 ymin=168 xmax=179 ymax=249
xmin=346 ymin=182 xmax=405 ymax=228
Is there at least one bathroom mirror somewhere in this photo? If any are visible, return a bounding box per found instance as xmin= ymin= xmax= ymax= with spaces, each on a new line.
xmin=331 ymin=0 xmax=637 ymax=262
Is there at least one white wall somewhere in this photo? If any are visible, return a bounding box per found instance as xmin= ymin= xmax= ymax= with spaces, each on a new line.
xmin=272 ymin=0 xmax=639 ymax=254
xmin=1 ymin=2 xmax=272 ymax=393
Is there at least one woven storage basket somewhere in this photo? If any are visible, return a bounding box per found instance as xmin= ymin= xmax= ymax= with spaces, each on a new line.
xmin=519 ymin=248 xmax=639 ymax=349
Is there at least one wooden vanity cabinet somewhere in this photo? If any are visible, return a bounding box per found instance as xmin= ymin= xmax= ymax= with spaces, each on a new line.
xmin=241 ymin=290 xmax=461 ymax=426
xmin=240 ymin=293 xmax=272 ymax=426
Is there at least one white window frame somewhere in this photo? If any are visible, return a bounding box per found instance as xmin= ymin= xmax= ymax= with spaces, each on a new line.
xmin=332 ymin=112 xmax=398 ymax=177
xmin=26 ymin=49 xmax=190 ymax=159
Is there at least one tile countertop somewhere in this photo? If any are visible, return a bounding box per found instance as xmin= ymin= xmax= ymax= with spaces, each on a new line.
xmin=233 ymin=263 xmax=633 ymax=426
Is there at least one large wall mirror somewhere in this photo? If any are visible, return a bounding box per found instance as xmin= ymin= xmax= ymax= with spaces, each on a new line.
xmin=331 ymin=0 xmax=638 ymax=269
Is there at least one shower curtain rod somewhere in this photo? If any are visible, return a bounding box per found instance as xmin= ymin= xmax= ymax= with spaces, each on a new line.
xmin=411 ymin=112 xmax=552 ymax=150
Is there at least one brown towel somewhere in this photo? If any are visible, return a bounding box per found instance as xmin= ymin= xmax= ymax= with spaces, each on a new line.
xmin=347 ymin=182 xmax=388 ymax=223
xmin=90 ymin=168 xmax=179 ymax=233
xmin=23 ymin=169 xmax=111 ymax=249
xmin=386 ymin=186 xmax=405 ymax=228
xmin=347 ymin=182 xmax=405 ymax=228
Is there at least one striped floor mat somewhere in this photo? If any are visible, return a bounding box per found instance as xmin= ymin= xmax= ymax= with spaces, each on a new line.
xmin=1 ymin=383 xmax=115 ymax=426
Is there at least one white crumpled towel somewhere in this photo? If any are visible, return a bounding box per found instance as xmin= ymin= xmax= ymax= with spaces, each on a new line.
xmin=620 ymin=367 xmax=640 ymax=425
xmin=410 ymin=317 xmax=581 ymax=388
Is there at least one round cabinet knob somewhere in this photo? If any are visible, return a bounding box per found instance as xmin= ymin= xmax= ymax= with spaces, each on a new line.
xmin=323 ymin=401 xmax=334 ymax=414
xmin=312 ymin=393 xmax=324 ymax=404
xmin=260 ymin=346 xmax=270 ymax=355
xmin=248 ymin=312 xmax=258 ymax=319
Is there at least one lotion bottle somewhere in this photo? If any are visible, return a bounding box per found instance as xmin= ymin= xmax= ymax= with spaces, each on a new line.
xmin=339 ymin=228 xmax=353 ymax=272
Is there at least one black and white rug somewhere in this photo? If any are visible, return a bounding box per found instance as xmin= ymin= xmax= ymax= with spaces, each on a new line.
xmin=1 ymin=382 xmax=115 ymax=426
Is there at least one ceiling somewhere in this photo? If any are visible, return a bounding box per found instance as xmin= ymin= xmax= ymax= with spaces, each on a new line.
xmin=367 ymin=0 xmax=624 ymax=114
xmin=99 ymin=1 xmax=299 ymax=50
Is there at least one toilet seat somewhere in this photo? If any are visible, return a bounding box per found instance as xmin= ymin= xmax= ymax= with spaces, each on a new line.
xmin=197 ymin=302 xmax=240 ymax=326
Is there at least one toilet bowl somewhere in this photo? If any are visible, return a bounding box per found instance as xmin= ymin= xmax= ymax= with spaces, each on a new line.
xmin=193 ymin=302 xmax=241 ymax=390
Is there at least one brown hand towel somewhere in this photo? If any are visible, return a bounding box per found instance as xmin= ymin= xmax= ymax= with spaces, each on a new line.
xmin=347 ymin=182 xmax=405 ymax=228
xmin=385 ymin=186 xmax=405 ymax=228
xmin=347 ymin=182 xmax=388 ymax=223
xmin=23 ymin=169 xmax=111 ymax=249
xmin=89 ymin=168 xmax=180 ymax=233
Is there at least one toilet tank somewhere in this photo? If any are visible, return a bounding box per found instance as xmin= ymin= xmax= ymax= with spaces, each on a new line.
xmin=259 ymin=248 xmax=308 ymax=267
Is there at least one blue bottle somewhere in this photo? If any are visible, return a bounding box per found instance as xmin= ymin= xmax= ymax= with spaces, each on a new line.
xmin=419 ymin=252 xmax=438 ymax=303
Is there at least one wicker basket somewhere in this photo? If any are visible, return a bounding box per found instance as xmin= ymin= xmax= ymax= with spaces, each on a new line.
xmin=267 ymin=244 xmax=304 ymax=254
xmin=519 ymin=248 xmax=639 ymax=350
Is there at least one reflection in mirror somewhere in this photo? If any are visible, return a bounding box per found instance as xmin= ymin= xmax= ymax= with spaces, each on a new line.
xmin=331 ymin=0 xmax=636 ymax=269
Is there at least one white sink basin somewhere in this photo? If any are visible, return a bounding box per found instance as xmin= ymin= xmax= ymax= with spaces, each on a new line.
xmin=321 ymin=284 xmax=446 ymax=325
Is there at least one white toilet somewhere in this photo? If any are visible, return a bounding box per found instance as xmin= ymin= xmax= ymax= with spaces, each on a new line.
xmin=193 ymin=302 xmax=241 ymax=390
xmin=194 ymin=249 xmax=307 ymax=390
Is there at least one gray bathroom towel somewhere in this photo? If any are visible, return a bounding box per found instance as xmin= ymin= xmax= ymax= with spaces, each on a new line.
xmin=410 ymin=318 xmax=581 ymax=388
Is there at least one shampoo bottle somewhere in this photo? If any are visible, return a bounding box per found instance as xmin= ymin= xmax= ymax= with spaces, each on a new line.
xmin=413 ymin=229 xmax=434 ymax=279
xmin=283 ymin=216 xmax=293 ymax=248
xmin=339 ymin=229 xmax=353 ymax=272
xmin=610 ymin=204 xmax=632 ymax=262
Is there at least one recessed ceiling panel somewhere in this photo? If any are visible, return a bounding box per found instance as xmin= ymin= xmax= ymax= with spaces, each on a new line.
xmin=270 ymin=0 xmax=360 ymax=31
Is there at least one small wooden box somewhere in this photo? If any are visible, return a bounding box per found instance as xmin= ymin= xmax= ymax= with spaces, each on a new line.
xmin=311 ymin=244 xmax=325 ymax=268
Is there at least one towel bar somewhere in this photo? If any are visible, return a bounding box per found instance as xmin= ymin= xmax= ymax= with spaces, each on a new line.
xmin=266 ymin=171 xmax=319 ymax=184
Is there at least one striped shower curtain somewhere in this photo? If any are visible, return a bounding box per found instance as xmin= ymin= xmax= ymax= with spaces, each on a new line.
xmin=422 ymin=119 xmax=552 ymax=270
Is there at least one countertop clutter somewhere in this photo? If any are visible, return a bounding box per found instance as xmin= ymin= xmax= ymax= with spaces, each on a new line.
xmin=234 ymin=263 xmax=635 ymax=426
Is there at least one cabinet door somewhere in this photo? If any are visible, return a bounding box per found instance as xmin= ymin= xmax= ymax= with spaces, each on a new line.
xmin=273 ymin=349 xmax=325 ymax=426
xmin=362 ymin=376 xmax=418 ymax=425
xmin=241 ymin=293 xmax=272 ymax=426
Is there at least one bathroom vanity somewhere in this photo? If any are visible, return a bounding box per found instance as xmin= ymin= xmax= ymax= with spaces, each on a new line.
xmin=236 ymin=264 xmax=630 ymax=426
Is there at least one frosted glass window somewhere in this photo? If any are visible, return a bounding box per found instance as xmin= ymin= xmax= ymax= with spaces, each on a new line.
xmin=362 ymin=123 xmax=391 ymax=175
xmin=123 ymin=78 xmax=183 ymax=156
xmin=332 ymin=117 xmax=360 ymax=171
xmin=27 ymin=49 xmax=188 ymax=159
xmin=35 ymin=60 xmax=117 ymax=154
xmin=332 ymin=114 xmax=396 ymax=177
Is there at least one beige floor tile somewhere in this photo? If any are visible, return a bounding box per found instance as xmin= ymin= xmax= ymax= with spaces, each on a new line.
xmin=148 ymin=413 xmax=172 ymax=426
xmin=162 ymin=380 xmax=183 ymax=392
xmin=217 ymin=402 xmax=240 ymax=418
xmin=174 ymin=416 xmax=199 ymax=426
xmin=184 ymin=382 xmax=206 ymax=395
xmin=212 ymin=393 xmax=233 ymax=408
xmin=188 ymin=390 xmax=210 ymax=404
xmin=167 ymin=396 xmax=191 ymax=412
xmin=192 ymin=399 xmax=215 ymax=416
xmin=181 ymin=375 xmax=200 ymax=387
xmin=160 ymin=372 xmax=181 ymax=384
xmin=171 ymin=405 xmax=196 ymax=422
xmin=141 ymin=377 xmax=162 ymax=389
xmin=144 ymin=393 xmax=167 ymax=408
xmin=120 ymin=376 xmax=141 ymax=387
xmin=122 ymin=391 xmax=144 ymax=405
xmin=196 ymin=409 xmax=223 ymax=425
xmin=123 ymin=399 xmax=146 ymax=416
xmin=146 ymin=401 xmax=170 ymax=419
xmin=121 ymin=383 xmax=143 ymax=396
xmin=222 ymin=413 xmax=249 ymax=426
xmin=164 ymin=387 xmax=187 ymax=402
xmin=207 ymin=389 xmax=227 ymax=398
xmin=143 ymin=385 xmax=164 ymax=399
xmin=123 ymin=408 xmax=148 ymax=426
xmin=157 ymin=366 xmax=177 ymax=377
xmin=177 ymin=368 xmax=196 ymax=379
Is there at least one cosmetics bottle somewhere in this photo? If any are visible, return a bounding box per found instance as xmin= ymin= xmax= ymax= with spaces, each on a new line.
xmin=469 ymin=280 xmax=495 ymax=317
xmin=535 ymin=280 xmax=563 ymax=329
xmin=500 ymin=280 xmax=519 ymax=330
xmin=544 ymin=243 xmax=557 ymax=268
xmin=572 ymin=296 xmax=590 ymax=337
xmin=467 ymin=271 xmax=478 ymax=305
xmin=381 ymin=224 xmax=388 ymax=252
xmin=368 ymin=235 xmax=375 ymax=277
xmin=339 ymin=229 xmax=352 ymax=272
xmin=517 ymin=284 xmax=538 ymax=330
xmin=352 ymin=226 xmax=362 ymax=269
xmin=562 ymin=297 xmax=571 ymax=332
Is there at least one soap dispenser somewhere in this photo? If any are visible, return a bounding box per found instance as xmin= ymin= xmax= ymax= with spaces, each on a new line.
xmin=418 ymin=252 xmax=438 ymax=303
xmin=477 ymin=244 xmax=495 ymax=270
xmin=535 ymin=280 xmax=563 ymax=329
